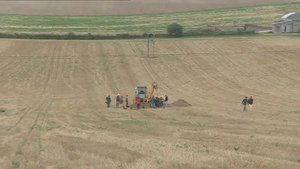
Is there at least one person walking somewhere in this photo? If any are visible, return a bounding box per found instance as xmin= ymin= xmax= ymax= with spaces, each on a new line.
xmin=116 ymin=94 xmax=121 ymax=108
xmin=105 ymin=95 xmax=111 ymax=108
xmin=247 ymin=96 xmax=254 ymax=111
xmin=241 ymin=96 xmax=248 ymax=111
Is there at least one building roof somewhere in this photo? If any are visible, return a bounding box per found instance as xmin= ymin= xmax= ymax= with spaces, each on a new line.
xmin=281 ymin=12 xmax=300 ymax=21
xmin=273 ymin=20 xmax=293 ymax=25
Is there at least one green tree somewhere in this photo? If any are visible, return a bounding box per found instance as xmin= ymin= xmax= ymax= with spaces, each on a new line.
xmin=167 ymin=23 xmax=183 ymax=37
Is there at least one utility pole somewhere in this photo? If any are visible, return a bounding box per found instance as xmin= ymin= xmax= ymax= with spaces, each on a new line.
xmin=152 ymin=33 xmax=155 ymax=58
xmin=147 ymin=35 xmax=150 ymax=58
xmin=146 ymin=33 xmax=155 ymax=58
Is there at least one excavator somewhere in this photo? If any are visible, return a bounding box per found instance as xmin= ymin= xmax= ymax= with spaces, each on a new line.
xmin=130 ymin=82 xmax=159 ymax=109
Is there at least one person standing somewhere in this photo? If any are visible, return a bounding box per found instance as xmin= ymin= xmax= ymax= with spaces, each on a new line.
xmin=125 ymin=95 xmax=129 ymax=108
xmin=120 ymin=95 xmax=124 ymax=106
xmin=116 ymin=94 xmax=121 ymax=108
xmin=241 ymin=96 xmax=248 ymax=111
xmin=105 ymin=95 xmax=111 ymax=108
xmin=159 ymin=97 xmax=164 ymax=108
xmin=150 ymin=97 xmax=155 ymax=108
xmin=164 ymin=95 xmax=169 ymax=108
xmin=154 ymin=97 xmax=159 ymax=108
xmin=136 ymin=96 xmax=141 ymax=110
xmin=247 ymin=96 xmax=254 ymax=111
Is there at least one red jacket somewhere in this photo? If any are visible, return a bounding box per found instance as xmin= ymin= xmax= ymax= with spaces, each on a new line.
xmin=135 ymin=97 xmax=141 ymax=104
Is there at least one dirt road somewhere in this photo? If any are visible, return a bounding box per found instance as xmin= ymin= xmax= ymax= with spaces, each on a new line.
xmin=0 ymin=36 xmax=299 ymax=168
xmin=0 ymin=0 xmax=299 ymax=15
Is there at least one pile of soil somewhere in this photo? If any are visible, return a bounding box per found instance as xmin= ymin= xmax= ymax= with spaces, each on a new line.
xmin=169 ymin=99 xmax=191 ymax=107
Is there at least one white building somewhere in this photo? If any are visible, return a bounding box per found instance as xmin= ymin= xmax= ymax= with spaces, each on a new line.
xmin=272 ymin=12 xmax=300 ymax=33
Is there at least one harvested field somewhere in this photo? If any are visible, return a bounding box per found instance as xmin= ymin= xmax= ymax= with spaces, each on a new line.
xmin=0 ymin=36 xmax=299 ymax=168
xmin=0 ymin=0 xmax=299 ymax=16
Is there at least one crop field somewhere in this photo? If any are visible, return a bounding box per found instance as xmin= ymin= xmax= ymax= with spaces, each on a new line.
xmin=0 ymin=36 xmax=299 ymax=169
xmin=0 ymin=3 xmax=300 ymax=34
xmin=0 ymin=0 xmax=299 ymax=16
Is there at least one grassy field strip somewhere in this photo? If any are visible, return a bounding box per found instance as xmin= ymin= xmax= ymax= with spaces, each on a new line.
xmin=0 ymin=3 xmax=300 ymax=34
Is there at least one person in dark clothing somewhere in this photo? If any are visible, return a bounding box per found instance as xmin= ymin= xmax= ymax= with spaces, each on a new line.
xmin=150 ymin=97 xmax=155 ymax=108
xmin=159 ymin=97 xmax=164 ymax=108
xmin=120 ymin=95 xmax=124 ymax=105
xmin=247 ymin=96 xmax=254 ymax=111
xmin=125 ymin=95 xmax=129 ymax=108
xmin=242 ymin=96 xmax=248 ymax=111
xmin=105 ymin=95 xmax=111 ymax=108
xmin=116 ymin=94 xmax=121 ymax=108
xmin=164 ymin=95 xmax=169 ymax=107
xmin=154 ymin=97 xmax=159 ymax=108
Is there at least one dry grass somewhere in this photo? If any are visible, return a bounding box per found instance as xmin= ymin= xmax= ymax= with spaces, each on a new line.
xmin=0 ymin=36 xmax=299 ymax=168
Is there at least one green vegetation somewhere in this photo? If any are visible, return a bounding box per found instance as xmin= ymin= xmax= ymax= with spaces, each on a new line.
xmin=167 ymin=23 xmax=183 ymax=37
xmin=0 ymin=31 xmax=255 ymax=40
xmin=0 ymin=2 xmax=299 ymax=35
xmin=11 ymin=160 xmax=20 ymax=169
xmin=176 ymin=143 xmax=191 ymax=149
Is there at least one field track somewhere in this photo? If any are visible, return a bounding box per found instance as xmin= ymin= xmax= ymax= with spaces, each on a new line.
xmin=0 ymin=36 xmax=299 ymax=168
xmin=0 ymin=0 xmax=300 ymax=15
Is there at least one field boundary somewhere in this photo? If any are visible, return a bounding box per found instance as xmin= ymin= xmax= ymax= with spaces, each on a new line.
xmin=0 ymin=31 xmax=256 ymax=40
xmin=0 ymin=2 xmax=299 ymax=35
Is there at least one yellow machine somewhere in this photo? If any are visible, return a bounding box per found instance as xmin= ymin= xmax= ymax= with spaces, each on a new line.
xmin=146 ymin=82 xmax=158 ymax=103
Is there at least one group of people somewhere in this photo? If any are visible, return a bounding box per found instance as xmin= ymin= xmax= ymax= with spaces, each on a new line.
xmin=108 ymin=94 xmax=254 ymax=111
xmin=150 ymin=95 xmax=168 ymax=108
xmin=241 ymin=96 xmax=254 ymax=111
xmin=105 ymin=94 xmax=169 ymax=109
xmin=105 ymin=94 xmax=129 ymax=108
xmin=134 ymin=95 xmax=169 ymax=109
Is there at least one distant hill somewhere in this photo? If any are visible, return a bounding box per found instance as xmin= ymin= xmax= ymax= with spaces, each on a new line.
xmin=0 ymin=0 xmax=299 ymax=16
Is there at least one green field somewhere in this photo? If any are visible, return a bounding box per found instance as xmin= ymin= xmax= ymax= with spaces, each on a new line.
xmin=0 ymin=3 xmax=300 ymax=35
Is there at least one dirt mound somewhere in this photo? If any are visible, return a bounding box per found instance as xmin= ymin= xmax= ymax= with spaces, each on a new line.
xmin=169 ymin=99 xmax=192 ymax=107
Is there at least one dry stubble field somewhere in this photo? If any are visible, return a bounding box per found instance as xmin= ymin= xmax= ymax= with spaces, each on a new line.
xmin=0 ymin=36 xmax=299 ymax=169
xmin=0 ymin=0 xmax=300 ymax=15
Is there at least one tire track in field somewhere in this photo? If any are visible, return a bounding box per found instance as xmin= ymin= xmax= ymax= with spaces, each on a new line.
xmin=152 ymin=42 xmax=210 ymax=104
xmin=192 ymin=40 xmax=292 ymax=107
xmin=172 ymin=41 xmax=236 ymax=102
xmin=103 ymin=41 xmax=139 ymax=94
xmin=8 ymin=42 xmax=66 ymax=168
xmin=0 ymin=51 xmax=24 ymax=89
xmin=64 ymin=42 xmax=89 ymax=93
xmin=133 ymin=40 xmax=172 ymax=94
xmin=192 ymin=41 xmax=242 ymax=91
xmin=16 ymin=42 xmax=67 ymax=168
xmin=56 ymin=43 xmax=78 ymax=93
xmin=7 ymin=42 xmax=59 ymax=130
xmin=197 ymin=40 xmax=300 ymax=107
xmin=12 ymin=43 xmax=46 ymax=90
xmin=98 ymin=42 xmax=119 ymax=94
xmin=157 ymin=41 xmax=238 ymax=108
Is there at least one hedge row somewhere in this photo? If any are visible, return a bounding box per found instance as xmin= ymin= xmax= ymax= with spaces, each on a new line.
xmin=0 ymin=31 xmax=255 ymax=40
